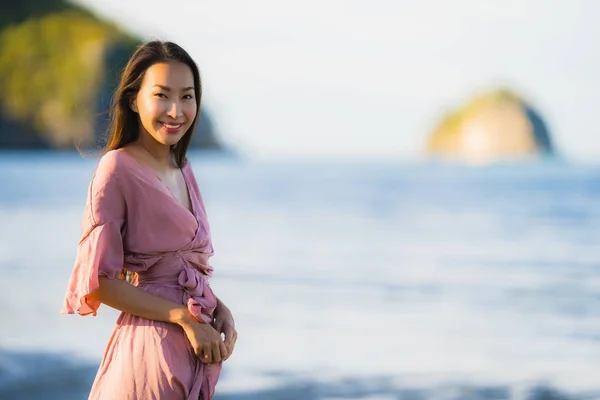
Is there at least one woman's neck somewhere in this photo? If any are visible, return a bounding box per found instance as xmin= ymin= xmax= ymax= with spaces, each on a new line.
xmin=136 ymin=133 xmax=173 ymax=169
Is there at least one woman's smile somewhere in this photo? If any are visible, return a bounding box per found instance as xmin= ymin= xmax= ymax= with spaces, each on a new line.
xmin=160 ymin=122 xmax=184 ymax=134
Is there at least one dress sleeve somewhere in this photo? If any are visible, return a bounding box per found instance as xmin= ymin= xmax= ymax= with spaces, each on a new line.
xmin=61 ymin=155 xmax=127 ymax=316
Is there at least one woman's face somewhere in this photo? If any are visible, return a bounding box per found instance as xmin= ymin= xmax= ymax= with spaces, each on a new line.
xmin=131 ymin=61 xmax=197 ymax=147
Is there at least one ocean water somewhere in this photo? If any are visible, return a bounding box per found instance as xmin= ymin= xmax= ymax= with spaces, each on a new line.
xmin=0 ymin=150 xmax=599 ymax=400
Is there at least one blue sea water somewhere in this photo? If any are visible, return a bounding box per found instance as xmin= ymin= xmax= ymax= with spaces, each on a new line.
xmin=0 ymin=150 xmax=599 ymax=399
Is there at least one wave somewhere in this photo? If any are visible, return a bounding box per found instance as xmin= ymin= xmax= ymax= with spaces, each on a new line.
xmin=0 ymin=349 xmax=96 ymax=400
xmin=1 ymin=349 xmax=598 ymax=400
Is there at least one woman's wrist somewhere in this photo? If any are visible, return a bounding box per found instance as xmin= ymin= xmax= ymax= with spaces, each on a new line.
xmin=215 ymin=297 xmax=228 ymax=313
xmin=170 ymin=306 xmax=197 ymax=326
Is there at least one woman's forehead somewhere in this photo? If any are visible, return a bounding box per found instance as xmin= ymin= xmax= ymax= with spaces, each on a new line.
xmin=142 ymin=61 xmax=194 ymax=88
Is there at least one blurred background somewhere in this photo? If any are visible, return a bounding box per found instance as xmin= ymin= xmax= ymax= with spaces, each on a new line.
xmin=0 ymin=1 xmax=599 ymax=399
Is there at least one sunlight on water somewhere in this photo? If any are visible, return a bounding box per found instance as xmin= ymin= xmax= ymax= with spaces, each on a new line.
xmin=0 ymin=151 xmax=599 ymax=399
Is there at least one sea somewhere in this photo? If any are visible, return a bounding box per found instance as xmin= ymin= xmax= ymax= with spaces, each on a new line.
xmin=0 ymin=150 xmax=598 ymax=400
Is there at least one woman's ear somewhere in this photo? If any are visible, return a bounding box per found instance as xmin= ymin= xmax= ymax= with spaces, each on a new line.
xmin=130 ymin=98 xmax=139 ymax=113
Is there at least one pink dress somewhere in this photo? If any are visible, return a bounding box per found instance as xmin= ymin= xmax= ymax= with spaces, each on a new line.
xmin=61 ymin=148 xmax=222 ymax=400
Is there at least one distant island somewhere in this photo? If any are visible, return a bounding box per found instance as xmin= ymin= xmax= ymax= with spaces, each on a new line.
xmin=0 ymin=0 xmax=221 ymax=150
xmin=425 ymin=88 xmax=554 ymax=163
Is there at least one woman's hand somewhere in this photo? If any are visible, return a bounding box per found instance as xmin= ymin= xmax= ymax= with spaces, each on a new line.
xmin=178 ymin=317 xmax=228 ymax=364
xmin=213 ymin=303 xmax=237 ymax=361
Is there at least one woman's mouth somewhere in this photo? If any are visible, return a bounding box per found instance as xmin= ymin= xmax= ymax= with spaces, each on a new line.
xmin=160 ymin=122 xmax=184 ymax=134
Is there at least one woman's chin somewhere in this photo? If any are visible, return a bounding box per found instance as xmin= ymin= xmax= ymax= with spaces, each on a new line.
xmin=150 ymin=133 xmax=184 ymax=147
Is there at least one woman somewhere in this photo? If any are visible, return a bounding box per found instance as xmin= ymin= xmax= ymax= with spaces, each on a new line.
xmin=61 ymin=40 xmax=237 ymax=400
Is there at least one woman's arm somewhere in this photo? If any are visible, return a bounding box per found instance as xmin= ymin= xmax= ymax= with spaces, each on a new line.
xmin=215 ymin=296 xmax=230 ymax=314
xmin=213 ymin=296 xmax=238 ymax=360
xmin=87 ymin=277 xmax=194 ymax=325
xmin=89 ymin=277 xmax=228 ymax=363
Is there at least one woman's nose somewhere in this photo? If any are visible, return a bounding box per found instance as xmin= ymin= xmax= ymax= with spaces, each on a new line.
xmin=167 ymin=101 xmax=182 ymax=119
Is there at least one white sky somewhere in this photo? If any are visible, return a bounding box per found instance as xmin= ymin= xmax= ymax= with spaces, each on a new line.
xmin=73 ymin=0 xmax=600 ymax=160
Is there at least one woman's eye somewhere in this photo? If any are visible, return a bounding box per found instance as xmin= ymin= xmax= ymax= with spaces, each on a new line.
xmin=154 ymin=93 xmax=167 ymax=98
xmin=183 ymin=94 xmax=194 ymax=100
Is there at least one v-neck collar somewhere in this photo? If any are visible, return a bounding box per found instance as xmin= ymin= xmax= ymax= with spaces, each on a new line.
xmin=117 ymin=148 xmax=197 ymax=220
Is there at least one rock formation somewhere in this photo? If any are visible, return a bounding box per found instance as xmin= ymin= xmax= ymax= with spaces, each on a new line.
xmin=426 ymin=89 xmax=554 ymax=163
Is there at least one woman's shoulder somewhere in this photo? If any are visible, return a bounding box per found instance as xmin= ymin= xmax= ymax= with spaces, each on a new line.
xmin=97 ymin=148 xmax=130 ymax=171
xmin=92 ymin=148 xmax=136 ymax=188
xmin=182 ymin=157 xmax=208 ymax=205
xmin=182 ymin=156 xmax=198 ymax=182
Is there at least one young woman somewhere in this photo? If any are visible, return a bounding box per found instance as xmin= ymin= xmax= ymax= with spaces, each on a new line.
xmin=61 ymin=40 xmax=237 ymax=400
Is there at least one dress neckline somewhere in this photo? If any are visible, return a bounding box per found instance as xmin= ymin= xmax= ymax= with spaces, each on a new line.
xmin=115 ymin=148 xmax=197 ymax=220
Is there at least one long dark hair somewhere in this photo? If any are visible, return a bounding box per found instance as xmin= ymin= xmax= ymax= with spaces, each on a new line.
xmin=105 ymin=40 xmax=202 ymax=168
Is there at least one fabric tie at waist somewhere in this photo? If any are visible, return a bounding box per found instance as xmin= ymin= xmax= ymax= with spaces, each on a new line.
xmin=177 ymin=266 xmax=216 ymax=324
xmin=129 ymin=250 xmax=217 ymax=324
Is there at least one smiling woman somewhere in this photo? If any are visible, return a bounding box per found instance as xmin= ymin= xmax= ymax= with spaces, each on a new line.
xmin=61 ymin=40 xmax=237 ymax=400
xmin=130 ymin=62 xmax=197 ymax=148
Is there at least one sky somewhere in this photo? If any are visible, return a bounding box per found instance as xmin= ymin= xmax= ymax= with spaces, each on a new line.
xmin=73 ymin=0 xmax=600 ymax=161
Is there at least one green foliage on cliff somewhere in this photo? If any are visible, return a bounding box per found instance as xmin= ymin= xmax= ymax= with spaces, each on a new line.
xmin=0 ymin=0 xmax=221 ymax=149
xmin=0 ymin=7 xmax=137 ymax=148
xmin=0 ymin=0 xmax=66 ymax=28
